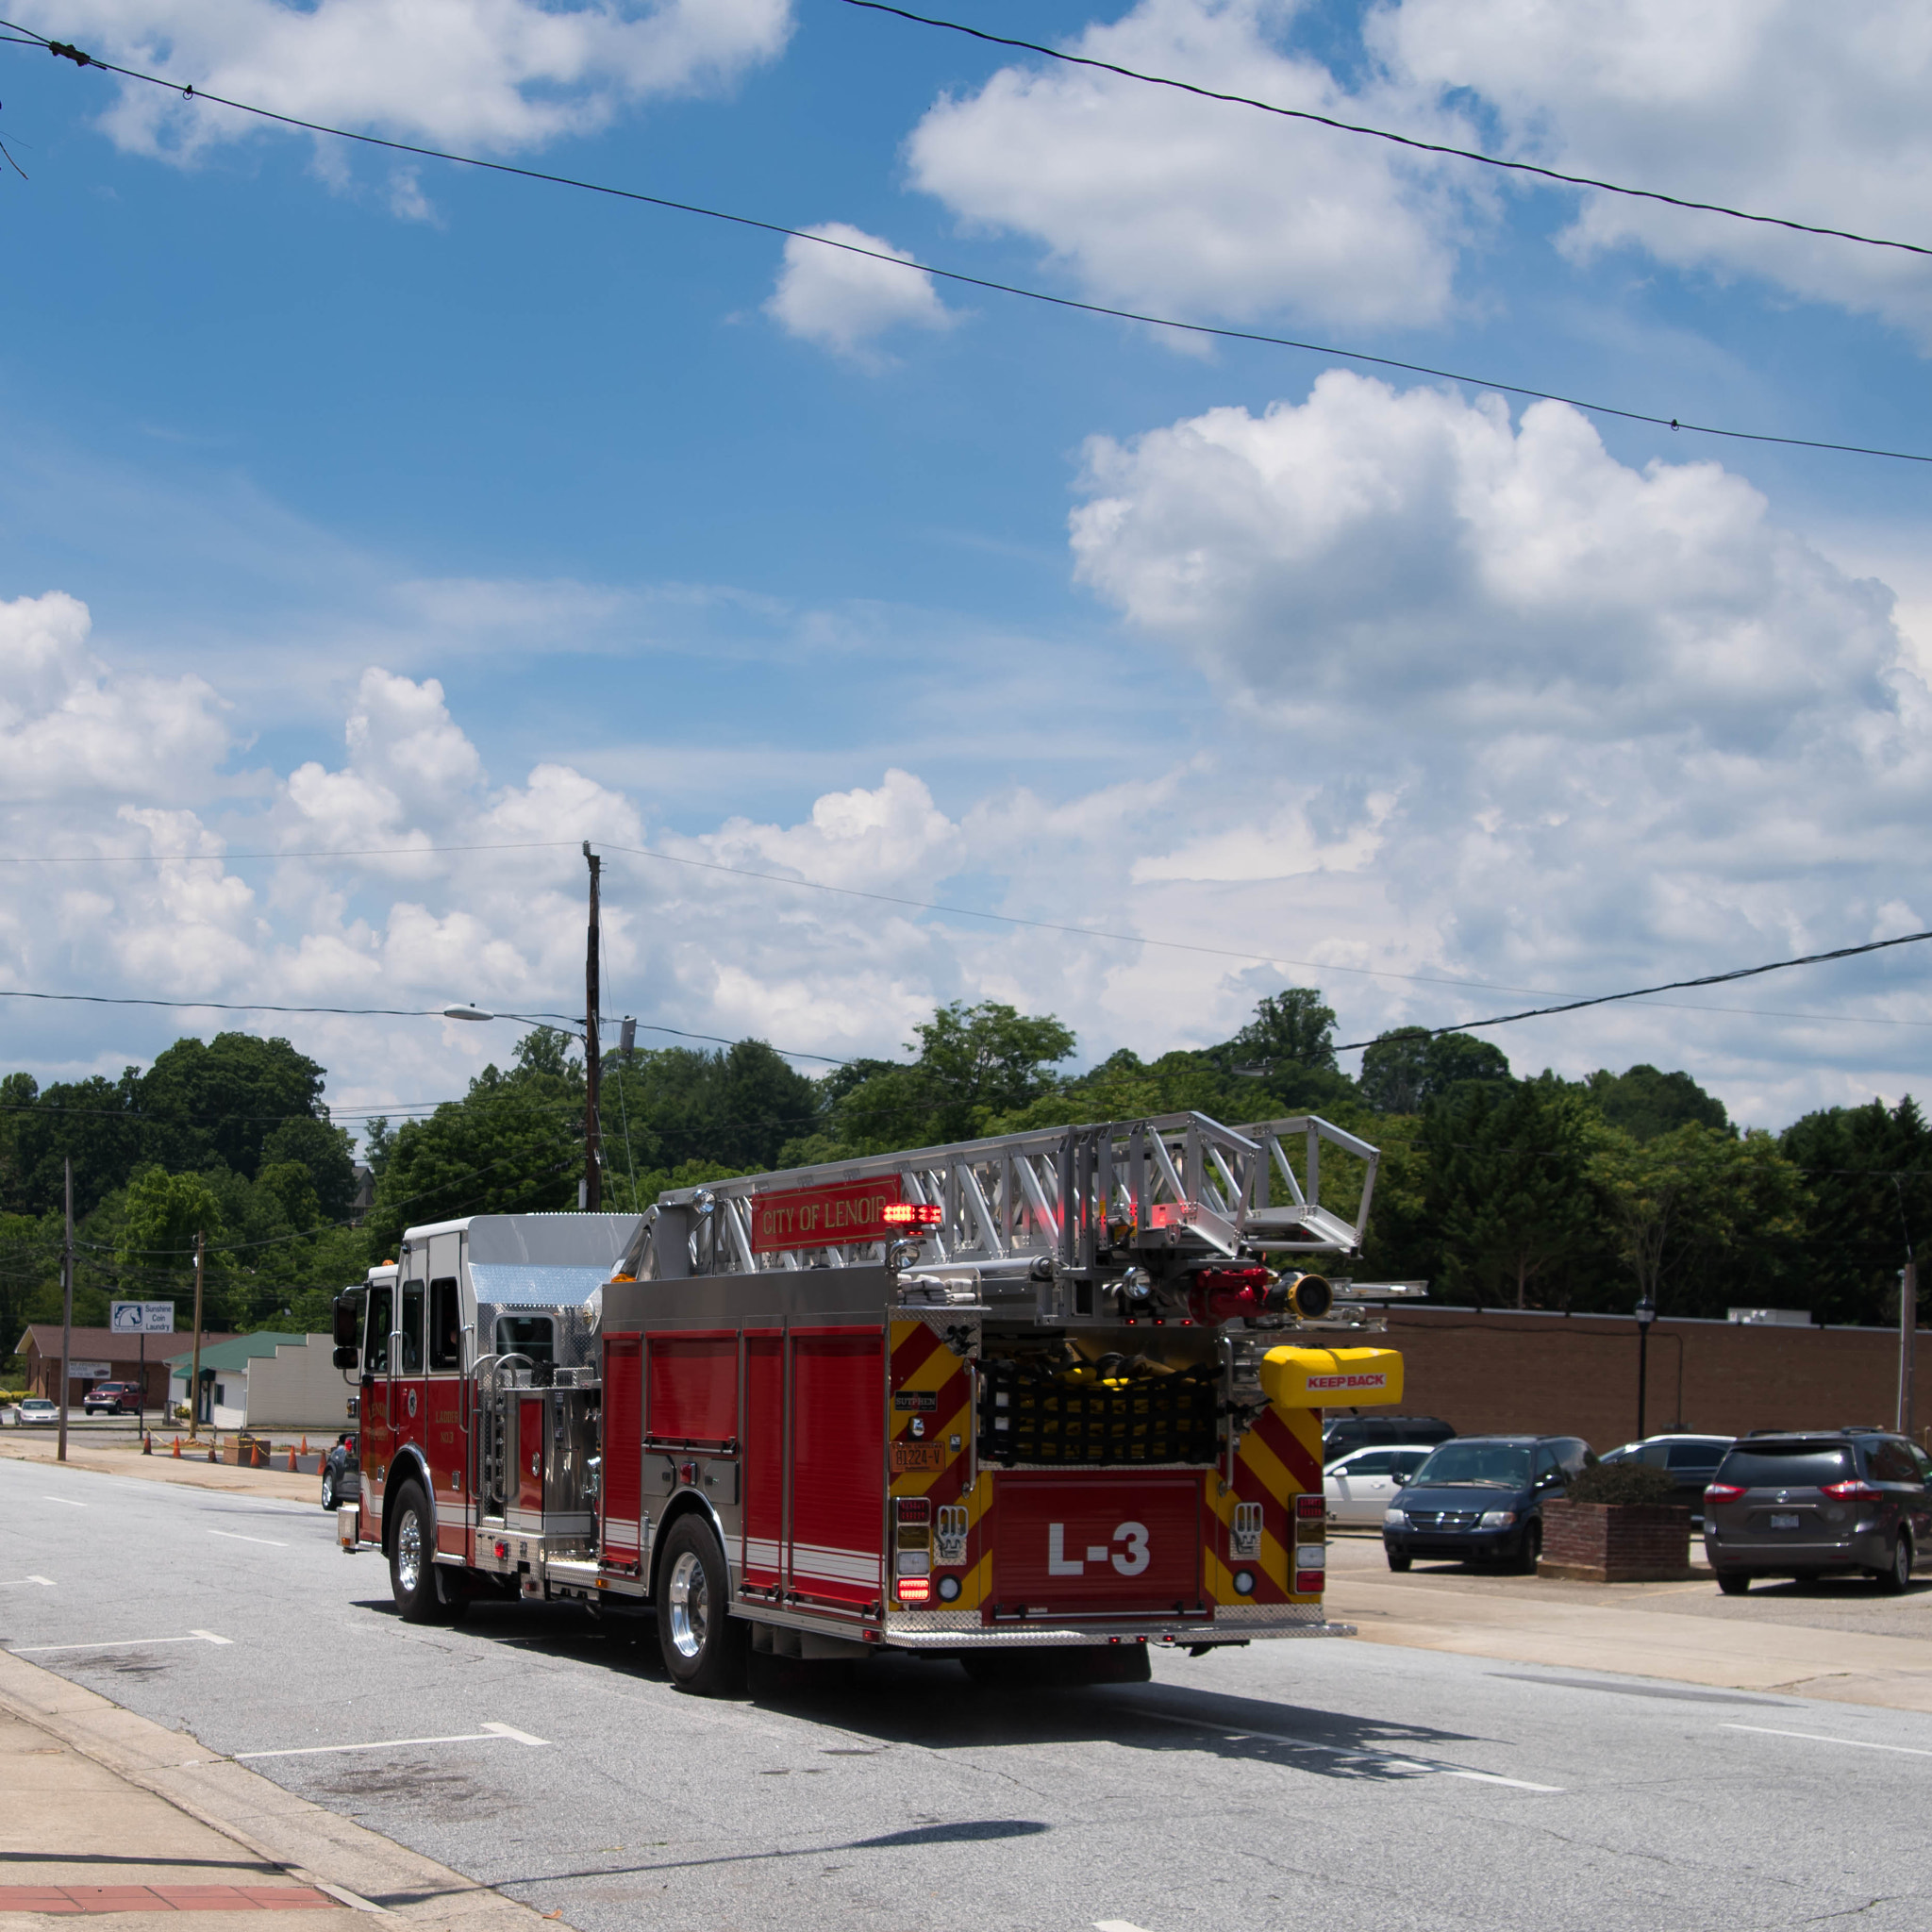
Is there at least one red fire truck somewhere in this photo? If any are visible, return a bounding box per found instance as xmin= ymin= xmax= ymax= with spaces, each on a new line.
xmin=334 ymin=1109 xmax=1407 ymax=1694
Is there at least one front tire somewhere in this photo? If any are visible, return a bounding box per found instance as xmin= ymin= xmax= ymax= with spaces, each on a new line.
xmin=1517 ymin=1522 xmax=1544 ymax=1574
xmin=388 ymin=1482 xmax=444 ymax=1624
xmin=1386 ymin=1547 xmax=1412 ymax=1573
xmin=321 ymin=1468 xmax=338 ymax=1512
xmin=656 ymin=1517 xmax=748 ymax=1696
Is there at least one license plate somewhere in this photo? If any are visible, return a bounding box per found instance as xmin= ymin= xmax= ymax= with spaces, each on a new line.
xmin=1769 ymin=1512 xmax=1801 ymax=1530
xmin=891 ymin=1442 xmax=945 ymax=1474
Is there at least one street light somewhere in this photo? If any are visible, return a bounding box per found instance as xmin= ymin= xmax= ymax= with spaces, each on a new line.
xmin=1635 ymin=1294 xmax=1657 ymax=1441
xmin=444 ymin=1004 xmax=494 ymax=1022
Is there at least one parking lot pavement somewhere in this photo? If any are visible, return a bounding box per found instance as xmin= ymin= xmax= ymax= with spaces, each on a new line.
xmin=7 ymin=1454 xmax=1932 ymax=1932
xmin=1324 ymin=1533 xmax=1932 ymax=1710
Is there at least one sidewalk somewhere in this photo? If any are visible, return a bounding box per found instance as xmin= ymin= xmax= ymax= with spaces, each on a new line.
xmin=0 ymin=1653 xmax=559 ymax=1929
xmin=1325 ymin=1534 xmax=1932 ymax=1713
xmin=0 ymin=1437 xmax=316 ymax=1507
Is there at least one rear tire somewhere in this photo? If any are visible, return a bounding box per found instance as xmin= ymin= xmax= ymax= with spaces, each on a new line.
xmin=1716 ymin=1571 xmax=1752 ymax=1595
xmin=1875 ymin=1532 xmax=1912 ymax=1594
xmin=656 ymin=1517 xmax=749 ymax=1696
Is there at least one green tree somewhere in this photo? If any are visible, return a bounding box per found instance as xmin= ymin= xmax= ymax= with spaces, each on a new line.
xmin=1424 ymin=1076 xmax=1610 ymax=1308
xmin=0 ymin=1071 xmax=145 ymax=1219
xmin=603 ymin=1041 xmax=819 ymax=1187
xmin=1360 ymin=1027 xmax=1512 ymax=1113
xmin=363 ymin=1035 xmax=583 ymax=1260
xmin=258 ymin=1117 xmax=358 ymax=1220
xmin=1584 ymin=1064 xmax=1731 ymax=1142
xmin=825 ymin=1003 xmax=1075 ymax=1153
xmin=1591 ymin=1124 xmax=1807 ymax=1320
xmin=115 ymin=1167 xmax=225 ymax=1306
xmin=1779 ymin=1098 xmax=1932 ymax=1325
xmin=136 ymin=1032 xmax=332 ymax=1178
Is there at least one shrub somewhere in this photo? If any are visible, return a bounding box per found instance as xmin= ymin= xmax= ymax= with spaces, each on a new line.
xmin=1567 ymin=1461 xmax=1677 ymax=1507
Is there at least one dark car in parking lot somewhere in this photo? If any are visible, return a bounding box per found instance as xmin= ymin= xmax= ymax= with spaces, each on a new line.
xmin=80 ymin=1381 xmax=142 ymax=1415
xmin=1382 ymin=1434 xmax=1594 ymax=1572
xmin=321 ymin=1433 xmax=361 ymax=1512
xmin=1703 ymin=1429 xmax=1931 ymax=1594
xmin=1324 ymin=1413 xmax=1456 ymax=1466
xmin=1599 ymin=1433 xmax=1734 ymax=1526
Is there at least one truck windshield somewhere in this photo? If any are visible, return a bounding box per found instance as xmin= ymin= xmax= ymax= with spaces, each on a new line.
xmin=365 ymin=1285 xmax=392 ymax=1374
xmin=1412 ymin=1442 xmax=1533 ymax=1488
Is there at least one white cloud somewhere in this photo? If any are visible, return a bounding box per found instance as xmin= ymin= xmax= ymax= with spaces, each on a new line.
xmin=1064 ymin=370 xmax=1932 ymax=1119
xmin=906 ymin=0 xmax=1485 ymax=333
xmin=1377 ymin=0 xmax=1932 ymax=340
xmin=765 ymin=224 xmax=955 ymax=363
xmin=19 ymin=0 xmax=791 ymax=159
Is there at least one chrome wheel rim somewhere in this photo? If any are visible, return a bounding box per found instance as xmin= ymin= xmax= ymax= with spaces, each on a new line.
xmin=667 ymin=1550 xmax=708 ymax=1660
xmin=397 ymin=1509 xmax=423 ymax=1595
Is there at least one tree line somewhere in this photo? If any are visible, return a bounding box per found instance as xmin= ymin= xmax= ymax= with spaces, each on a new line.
xmin=3 ymin=990 xmax=1925 ymax=1367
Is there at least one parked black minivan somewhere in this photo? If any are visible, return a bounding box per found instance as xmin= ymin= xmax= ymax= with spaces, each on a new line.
xmin=1382 ymin=1434 xmax=1594 ymax=1572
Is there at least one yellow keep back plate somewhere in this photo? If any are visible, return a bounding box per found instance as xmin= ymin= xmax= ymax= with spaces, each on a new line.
xmin=1259 ymin=1345 xmax=1405 ymax=1409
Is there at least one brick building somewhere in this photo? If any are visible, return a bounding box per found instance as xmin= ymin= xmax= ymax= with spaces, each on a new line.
xmin=15 ymin=1325 xmax=239 ymax=1407
xmin=1373 ymin=1304 xmax=1926 ymax=1450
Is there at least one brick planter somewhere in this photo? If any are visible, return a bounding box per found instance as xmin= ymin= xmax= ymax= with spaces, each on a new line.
xmin=1537 ymin=1499 xmax=1693 ymax=1582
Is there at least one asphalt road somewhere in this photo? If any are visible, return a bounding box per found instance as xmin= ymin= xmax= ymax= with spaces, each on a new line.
xmin=5 ymin=1455 xmax=1930 ymax=1932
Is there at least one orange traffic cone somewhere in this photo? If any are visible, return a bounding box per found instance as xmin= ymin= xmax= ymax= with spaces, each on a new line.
xmin=142 ymin=1433 xmax=152 ymax=1456
xmin=300 ymin=1436 xmax=309 ymax=1456
xmin=172 ymin=1436 xmax=181 ymax=1458
xmin=288 ymin=1445 xmax=297 ymax=1472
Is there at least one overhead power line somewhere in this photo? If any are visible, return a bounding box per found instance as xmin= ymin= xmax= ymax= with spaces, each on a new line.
xmin=7 ymin=23 xmax=1925 ymax=467
xmin=1334 ymin=927 xmax=1932 ymax=1052
xmin=843 ymin=0 xmax=1932 ymax=262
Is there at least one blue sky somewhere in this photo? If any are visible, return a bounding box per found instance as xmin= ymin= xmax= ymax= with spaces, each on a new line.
xmin=4 ymin=0 xmax=1932 ymax=1137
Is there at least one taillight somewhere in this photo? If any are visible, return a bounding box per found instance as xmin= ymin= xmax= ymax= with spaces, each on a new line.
xmin=1704 ymin=1483 xmax=1745 ymax=1503
xmin=1295 ymin=1493 xmax=1324 ymax=1521
xmin=1822 ymin=1478 xmax=1883 ymax=1502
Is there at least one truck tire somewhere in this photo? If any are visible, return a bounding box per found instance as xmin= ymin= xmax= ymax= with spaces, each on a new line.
xmin=656 ymin=1517 xmax=748 ymax=1696
xmin=388 ymin=1482 xmax=444 ymax=1624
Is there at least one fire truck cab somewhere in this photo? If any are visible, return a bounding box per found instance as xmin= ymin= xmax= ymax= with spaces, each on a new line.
xmin=336 ymin=1109 xmax=1409 ymax=1694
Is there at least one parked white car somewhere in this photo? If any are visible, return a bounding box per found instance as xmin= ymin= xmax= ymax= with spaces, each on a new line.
xmin=16 ymin=1398 xmax=58 ymax=1427
xmin=1325 ymin=1444 xmax=1434 ymax=1525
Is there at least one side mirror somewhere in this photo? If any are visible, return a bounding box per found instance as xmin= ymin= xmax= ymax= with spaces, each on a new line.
xmin=332 ymin=1297 xmax=360 ymax=1348
xmin=333 ymin=1345 xmax=358 ymax=1370
xmin=1391 ymin=1471 xmax=1408 ymax=1487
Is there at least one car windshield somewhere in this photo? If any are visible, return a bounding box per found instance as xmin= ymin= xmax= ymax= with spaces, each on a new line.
xmin=1717 ymin=1444 xmax=1853 ymax=1489
xmin=1411 ymin=1442 xmax=1533 ymax=1488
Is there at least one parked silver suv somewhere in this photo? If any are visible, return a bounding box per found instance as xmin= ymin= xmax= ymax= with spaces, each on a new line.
xmin=1703 ymin=1430 xmax=1931 ymax=1595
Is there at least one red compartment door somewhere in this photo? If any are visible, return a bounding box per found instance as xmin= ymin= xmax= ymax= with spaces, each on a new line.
xmin=601 ymin=1338 xmax=642 ymax=1561
xmin=788 ymin=1328 xmax=884 ymax=1607
xmin=991 ymin=1474 xmax=1204 ymax=1616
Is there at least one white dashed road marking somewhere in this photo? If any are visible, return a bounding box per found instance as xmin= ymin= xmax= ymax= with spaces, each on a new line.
xmin=237 ymin=1721 xmax=549 ymax=1761
xmin=1724 ymin=1724 xmax=1932 ymax=1759
xmin=11 ymin=1630 xmax=232 ymax=1654
xmin=208 ymin=1529 xmax=289 ymax=1547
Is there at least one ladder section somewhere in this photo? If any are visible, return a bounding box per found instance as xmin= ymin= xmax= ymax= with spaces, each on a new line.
xmin=658 ymin=1111 xmax=1378 ymax=1274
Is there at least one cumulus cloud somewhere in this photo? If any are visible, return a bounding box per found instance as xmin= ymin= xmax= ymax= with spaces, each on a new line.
xmin=16 ymin=0 xmax=791 ymax=159
xmin=1065 ymin=371 xmax=1932 ymax=1115
xmin=907 ymin=0 xmax=1485 ymax=332
xmin=1379 ymin=0 xmax=1932 ymax=341
xmin=765 ymin=224 xmax=955 ymax=363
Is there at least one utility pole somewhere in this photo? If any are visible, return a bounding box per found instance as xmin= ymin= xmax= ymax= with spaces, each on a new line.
xmin=583 ymin=841 xmax=602 ymax=1211
xmin=57 ymin=1158 xmax=73 ymax=1464
xmin=1899 ymin=1262 xmax=1918 ymax=1438
xmin=189 ymin=1230 xmax=206 ymax=1441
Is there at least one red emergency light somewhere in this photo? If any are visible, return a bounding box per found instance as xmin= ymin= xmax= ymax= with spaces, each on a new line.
xmin=882 ymin=1202 xmax=943 ymax=1228
xmin=896 ymin=1577 xmax=931 ymax=1602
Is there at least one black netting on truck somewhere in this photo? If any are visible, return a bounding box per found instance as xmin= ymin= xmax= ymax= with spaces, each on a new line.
xmin=976 ymin=1350 xmax=1219 ymax=1466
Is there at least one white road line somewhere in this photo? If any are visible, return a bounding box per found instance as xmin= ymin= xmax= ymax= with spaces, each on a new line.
xmin=208 ymin=1529 xmax=289 ymax=1547
xmin=1094 ymin=1922 xmax=1152 ymax=1932
xmin=480 ymin=1722 xmax=550 ymax=1747
xmin=38 ymin=1496 xmax=86 ymax=1507
xmin=237 ymin=1722 xmax=550 ymax=1761
xmin=13 ymin=1630 xmax=232 ymax=1654
xmin=1724 ymin=1724 xmax=1932 ymax=1759
xmin=1128 ymin=1707 xmax=1561 ymax=1790
xmin=0 ymin=1577 xmax=56 ymax=1590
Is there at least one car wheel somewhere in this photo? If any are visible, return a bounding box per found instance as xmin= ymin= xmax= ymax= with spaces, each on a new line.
xmin=1517 ymin=1522 xmax=1543 ymax=1574
xmin=656 ymin=1516 xmax=749 ymax=1696
xmin=320 ymin=1468 xmax=337 ymax=1512
xmin=1716 ymin=1571 xmax=1752 ymax=1595
xmin=1875 ymin=1532 xmax=1913 ymax=1594
xmin=1386 ymin=1548 xmax=1412 ymax=1573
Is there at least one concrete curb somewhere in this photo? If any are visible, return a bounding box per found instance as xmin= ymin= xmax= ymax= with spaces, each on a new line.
xmin=0 ymin=1652 xmax=558 ymax=1929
